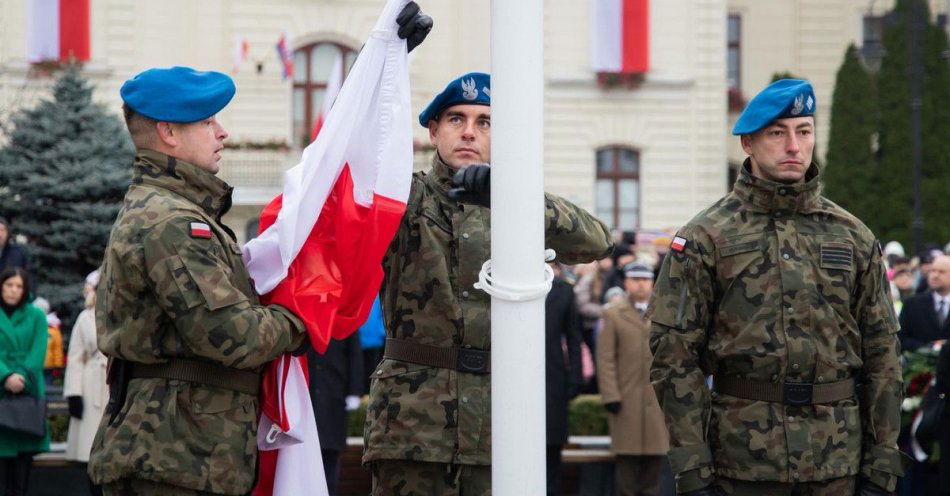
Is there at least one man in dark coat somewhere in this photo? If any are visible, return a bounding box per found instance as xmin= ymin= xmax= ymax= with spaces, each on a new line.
xmin=899 ymin=255 xmax=950 ymax=352
xmin=308 ymin=333 xmax=364 ymax=494
xmin=0 ymin=218 xmax=31 ymax=276
xmin=545 ymin=264 xmax=583 ymax=495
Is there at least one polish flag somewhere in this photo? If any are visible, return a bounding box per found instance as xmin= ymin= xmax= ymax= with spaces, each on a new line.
xmin=27 ymin=0 xmax=90 ymax=63
xmin=310 ymin=53 xmax=343 ymax=141
xmin=590 ymin=0 xmax=649 ymax=74
xmin=233 ymin=36 xmax=250 ymax=74
xmin=244 ymin=1 xmax=413 ymax=494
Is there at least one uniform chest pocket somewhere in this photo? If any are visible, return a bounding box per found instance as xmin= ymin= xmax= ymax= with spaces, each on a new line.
xmin=421 ymin=208 xmax=452 ymax=236
xmin=716 ymin=234 xmax=766 ymax=281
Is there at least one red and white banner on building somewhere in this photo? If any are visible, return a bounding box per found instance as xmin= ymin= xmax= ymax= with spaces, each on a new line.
xmin=27 ymin=0 xmax=90 ymax=63
xmin=590 ymin=0 xmax=649 ymax=74
xmin=244 ymin=0 xmax=413 ymax=494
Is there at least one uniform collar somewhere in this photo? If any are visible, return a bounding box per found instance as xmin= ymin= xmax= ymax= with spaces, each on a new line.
xmin=732 ymin=158 xmax=822 ymax=215
xmin=428 ymin=152 xmax=459 ymax=194
xmin=132 ymin=148 xmax=233 ymax=217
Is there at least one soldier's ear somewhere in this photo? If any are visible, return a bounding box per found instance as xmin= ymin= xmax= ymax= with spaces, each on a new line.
xmin=156 ymin=122 xmax=179 ymax=148
xmin=740 ymin=134 xmax=754 ymax=155
xmin=428 ymin=118 xmax=439 ymax=145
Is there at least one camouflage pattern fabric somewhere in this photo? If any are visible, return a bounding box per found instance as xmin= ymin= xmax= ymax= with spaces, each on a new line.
xmin=649 ymin=160 xmax=907 ymax=493
xmin=370 ymin=459 xmax=491 ymax=496
xmin=103 ymin=477 xmax=221 ymax=496
xmin=712 ymin=475 xmax=856 ymax=496
xmin=363 ymin=153 xmax=613 ymax=467
xmin=89 ymin=149 xmax=306 ymax=495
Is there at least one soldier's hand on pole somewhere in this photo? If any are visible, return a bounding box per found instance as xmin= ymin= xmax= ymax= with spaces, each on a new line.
xmin=448 ymin=164 xmax=491 ymax=208
xmin=396 ymin=1 xmax=433 ymax=53
xmin=67 ymin=395 xmax=84 ymax=420
xmin=603 ymin=401 xmax=621 ymax=414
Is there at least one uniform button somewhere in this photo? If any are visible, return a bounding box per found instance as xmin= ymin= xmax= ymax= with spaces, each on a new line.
xmin=462 ymin=396 xmax=469 ymax=403
xmin=787 ymin=416 xmax=795 ymax=422
xmin=376 ymin=370 xmax=383 ymax=375
xmin=462 ymin=291 xmax=470 ymax=298
xmin=817 ymin=375 xmax=824 ymax=382
xmin=786 ymin=305 xmax=794 ymax=313
xmin=771 ymin=374 xmax=779 ymax=381
xmin=782 ymin=252 xmax=790 ymax=260
xmin=462 ymin=233 xmax=470 ymax=239
xmin=778 ymin=189 xmax=787 ymax=196
xmin=464 ymin=344 xmax=472 ymax=349
xmin=793 ymin=472 xmax=800 ymax=479
xmin=792 ymin=363 xmax=800 ymax=371
xmin=774 ymin=211 xmax=783 ymax=217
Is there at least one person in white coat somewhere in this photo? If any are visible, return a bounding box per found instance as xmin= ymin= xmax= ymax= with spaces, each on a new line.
xmin=63 ymin=270 xmax=108 ymax=495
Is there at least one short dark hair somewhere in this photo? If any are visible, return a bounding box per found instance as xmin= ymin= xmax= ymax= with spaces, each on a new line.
xmin=122 ymin=103 xmax=158 ymax=147
xmin=0 ymin=267 xmax=31 ymax=308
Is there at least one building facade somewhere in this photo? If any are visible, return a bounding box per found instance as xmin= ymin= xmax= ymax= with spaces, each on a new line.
xmin=4 ymin=0 xmax=937 ymax=244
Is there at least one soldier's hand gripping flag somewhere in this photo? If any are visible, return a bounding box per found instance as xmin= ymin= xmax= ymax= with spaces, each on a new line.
xmin=242 ymin=0 xmax=415 ymax=493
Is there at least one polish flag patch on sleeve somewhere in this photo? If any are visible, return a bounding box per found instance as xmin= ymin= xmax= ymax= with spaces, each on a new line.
xmin=190 ymin=222 xmax=212 ymax=239
xmin=670 ymin=235 xmax=687 ymax=252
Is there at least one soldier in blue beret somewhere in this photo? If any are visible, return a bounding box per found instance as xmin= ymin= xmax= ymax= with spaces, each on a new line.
xmin=649 ymin=80 xmax=909 ymax=495
xmin=90 ymin=5 xmax=434 ymax=495
xmin=362 ymin=70 xmax=614 ymax=495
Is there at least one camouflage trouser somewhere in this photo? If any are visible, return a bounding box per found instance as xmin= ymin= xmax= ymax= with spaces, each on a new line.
xmin=370 ymin=459 xmax=491 ymax=496
xmin=102 ymin=478 xmax=222 ymax=496
xmin=713 ymin=476 xmax=857 ymax=496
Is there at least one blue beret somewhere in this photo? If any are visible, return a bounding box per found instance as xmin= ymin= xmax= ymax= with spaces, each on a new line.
xmin=732 ymin=79 xmax=816 ymax=135
xmin=418 ymin=72 xmax=490 ymax=127
xmin=120 ymin=66 xmax=235 ymax=123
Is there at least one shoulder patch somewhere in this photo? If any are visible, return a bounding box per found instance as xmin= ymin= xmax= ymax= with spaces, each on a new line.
xmin=189 ymin=222 xmax=212 ymax=239
xmin=670 ymin=235 xmax=687 ymax=253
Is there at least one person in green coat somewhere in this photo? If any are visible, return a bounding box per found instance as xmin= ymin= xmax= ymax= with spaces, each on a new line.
xmin=0 ymin=267 xmax=50 ymax=496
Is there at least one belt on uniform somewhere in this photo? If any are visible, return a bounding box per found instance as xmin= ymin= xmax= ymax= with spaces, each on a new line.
xmin=130 ymin=358 xmax=259 ymax=394
xmin=714 ymin=376 xmax=855 ymax=406
xmin=383 ymin=338 xmax=490 ymax=374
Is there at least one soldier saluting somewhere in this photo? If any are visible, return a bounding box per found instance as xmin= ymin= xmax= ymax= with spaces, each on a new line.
xmin=649 ymin=79 xmax=908 ymax=496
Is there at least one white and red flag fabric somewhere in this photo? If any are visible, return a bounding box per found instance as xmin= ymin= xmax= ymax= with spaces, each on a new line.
xmin=233 ymin=36 xmax=250 ymax=74
xmin=244 ymin=0 xmax=413 ymax=494
xmin=27 ymin=0 xmax=90 ymax=63
xmin=590 ymin=0 xmax=649 ymax=74
xmin=310 ymin=53 xmax=344 ymax=141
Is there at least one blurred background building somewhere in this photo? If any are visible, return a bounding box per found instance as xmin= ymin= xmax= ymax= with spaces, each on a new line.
xmin=2 ymin=0 xmax=948 ymax=244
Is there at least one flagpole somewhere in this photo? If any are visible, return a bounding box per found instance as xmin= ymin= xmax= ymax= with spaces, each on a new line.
xmin=488 ymin=0 xmax=547 ymax=494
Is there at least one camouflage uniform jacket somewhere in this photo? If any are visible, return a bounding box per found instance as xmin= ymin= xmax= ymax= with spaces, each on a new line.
xmin=363 ymin=154 xmax=613 ymax=466
xmin=649 ymin=160 xmax=906 ymax=493
xmin=89 ymin=149 xmax=305 ymax=495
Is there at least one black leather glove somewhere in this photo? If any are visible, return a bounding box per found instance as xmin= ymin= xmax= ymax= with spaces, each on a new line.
xmin=567 ymin=383 xmax=581 ymax=400
xmin=857 ymin=479 xmax=892 ymax=496
xmin=448 ymin=164 xmax=490 ymax=208
xmin=680 ymin=485 xmax=721 ymax=496
xmin=396 ymin=2 xmax=433 ymax=53
xmin=67 ymin=395 xmax=83 ymax=420
xmin=604 ymin=401 xmax=621 ymax=414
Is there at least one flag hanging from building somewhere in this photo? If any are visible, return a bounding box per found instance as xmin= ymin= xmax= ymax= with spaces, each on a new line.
xmin=276 ymin=33 xmax=294 ymax=80
xmin=233 ymin=36 xmax=249 ymax=74
xmin=27 ymin=0 xmax=90 ymax=63
xmin=591 ymin=0 xmax=649 ymax=74
xmin=245 ymin=0 xmax=413 ymax=493
xmin=311 ymin=53 xmax=343 ymax=141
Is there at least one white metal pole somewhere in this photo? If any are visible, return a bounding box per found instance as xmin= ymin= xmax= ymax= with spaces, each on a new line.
xmin=489 ymin=0 xmax=546 ymax=494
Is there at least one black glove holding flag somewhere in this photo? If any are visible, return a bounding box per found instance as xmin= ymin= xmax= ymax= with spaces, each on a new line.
xmin=397 ymin=2 xmax=433 ymax=53
xmin=448 ymin=164 xmax=491 ymax=208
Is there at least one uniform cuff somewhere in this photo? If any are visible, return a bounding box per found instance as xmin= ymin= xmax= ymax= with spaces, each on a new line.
xmin=669 ymin=444 xmax=715 ymax=493
xmin=860 ymin=445 xmax=911 ymax=492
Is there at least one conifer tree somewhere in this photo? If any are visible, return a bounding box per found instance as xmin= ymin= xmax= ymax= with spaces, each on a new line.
xmin=823 ymin=44 xmax=878 ymax=224
xmin=875 ymin=0 xmax=950 ymax=247
xmin=0 ymin=67 xmax=133 ymax=326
